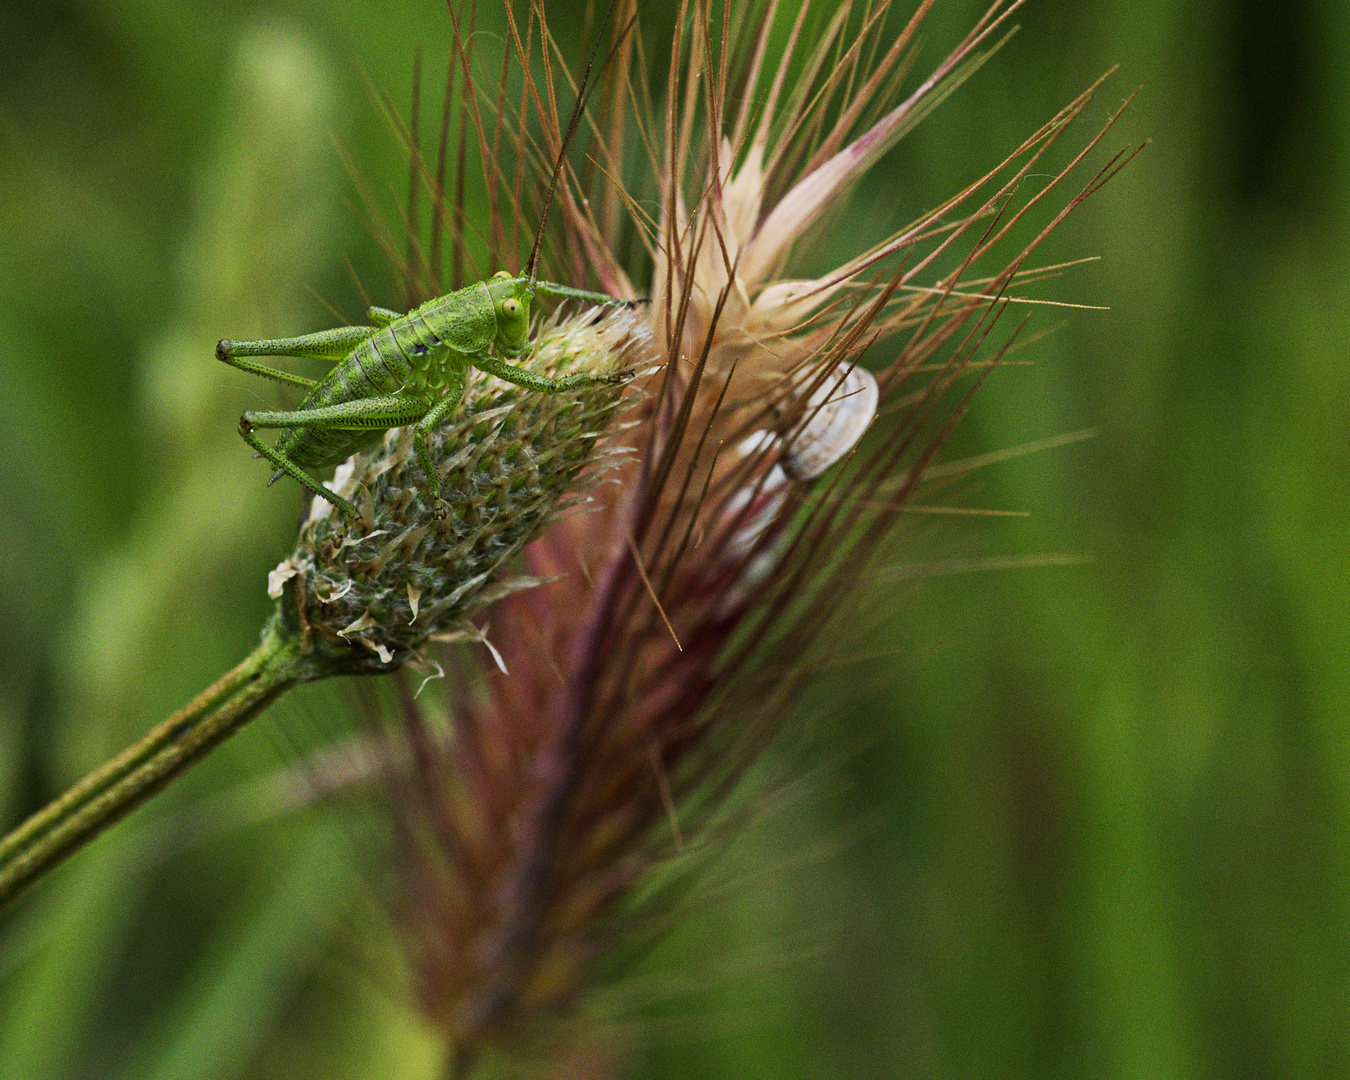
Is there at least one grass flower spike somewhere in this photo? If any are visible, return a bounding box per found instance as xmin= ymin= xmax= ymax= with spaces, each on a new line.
xmin=375 ymin=0 xmax=1141 ymax=1070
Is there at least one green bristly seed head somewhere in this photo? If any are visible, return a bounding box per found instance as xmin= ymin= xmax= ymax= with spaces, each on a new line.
xmin=270 ymin=307 xmax=651 ymax=666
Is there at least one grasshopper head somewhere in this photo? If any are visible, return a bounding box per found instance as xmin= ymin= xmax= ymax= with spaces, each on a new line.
xmin=488 ymin=271 xmax=533 ymax=358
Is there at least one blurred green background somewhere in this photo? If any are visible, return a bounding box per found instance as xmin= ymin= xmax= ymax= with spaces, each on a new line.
xmin=2 ymin=0 xmax=1348 ymax=1077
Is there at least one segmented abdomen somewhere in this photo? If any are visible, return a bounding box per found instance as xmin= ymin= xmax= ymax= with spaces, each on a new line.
xmin=277 ymin=316 xmax=437 ymax=469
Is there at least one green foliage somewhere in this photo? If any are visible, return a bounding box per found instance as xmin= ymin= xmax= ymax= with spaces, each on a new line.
xmin=1 ymin=0 xmax=1348 ymax=1077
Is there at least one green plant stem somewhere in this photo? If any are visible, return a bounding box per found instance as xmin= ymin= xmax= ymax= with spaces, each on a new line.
xmin=0 ymin=613 xmax=312 ymax=909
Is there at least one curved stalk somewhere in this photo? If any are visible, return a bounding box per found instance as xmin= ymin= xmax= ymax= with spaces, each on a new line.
xmin=0 ymin=613 xmax=314 ymax=909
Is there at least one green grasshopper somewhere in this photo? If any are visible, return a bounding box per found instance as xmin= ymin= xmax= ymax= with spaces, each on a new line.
xmin=219 ymin=273 xmax=634 ymax=519
xmin=221 ymin=0 xmax=636 ymax=521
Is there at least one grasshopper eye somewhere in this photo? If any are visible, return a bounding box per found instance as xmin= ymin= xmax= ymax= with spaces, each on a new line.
xmin=502 ymin=298 xmax=522 ymax=317
xmin=493 ymin=270 xmax=513 ymax=280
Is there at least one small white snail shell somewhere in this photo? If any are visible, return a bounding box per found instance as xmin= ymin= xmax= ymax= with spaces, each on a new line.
xmin=716 ymin=365 xmax=878 ymax=611
xmin=780 ymin=364 xmax=879 ymax=480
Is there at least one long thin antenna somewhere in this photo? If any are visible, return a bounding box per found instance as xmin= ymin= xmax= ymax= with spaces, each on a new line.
xmin=524 ymin=0 xmax=627 ymax=285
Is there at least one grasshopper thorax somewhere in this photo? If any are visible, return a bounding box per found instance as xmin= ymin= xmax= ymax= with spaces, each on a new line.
xmin=487 ymin=271 xmax=533 ymax=358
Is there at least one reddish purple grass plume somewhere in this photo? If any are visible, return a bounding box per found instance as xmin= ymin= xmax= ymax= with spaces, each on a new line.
xmin=362 ymin=0 xmax=1139 ymax=1069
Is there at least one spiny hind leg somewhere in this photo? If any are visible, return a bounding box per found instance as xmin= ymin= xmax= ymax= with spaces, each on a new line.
xmin=218 ymin=325 xmax=377 ymax=387
xmin=242 ymin=396 xmax=432 ymax=432
xmin=237 ymin=425 xmax=361 ymax=519
xmin=240 ymin=395 xmax=432 ymax=518
xmin=216 ymin=350 xmax=318 ymax=390
xmin=472 ymin=352 xmax=633 ymax=395
xmin=217 ymin=322 xmax=378 ymax=369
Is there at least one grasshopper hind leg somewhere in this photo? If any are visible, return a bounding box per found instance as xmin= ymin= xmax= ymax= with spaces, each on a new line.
xmin=237 ymin=421 xmax=360 ymax=518
xmin=239 ymin=395 xmax=434 ymax=519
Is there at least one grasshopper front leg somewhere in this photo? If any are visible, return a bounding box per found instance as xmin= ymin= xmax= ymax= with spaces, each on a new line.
xmin=471 ymin=352 xmax=634 ymax=395
xmin=240 ymin=396 xmax=432 ymax=518
xmin=411 ymin=355 xmax=631 ymax=518
xmin=411 ymin=369 xmax=467 ymax=518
